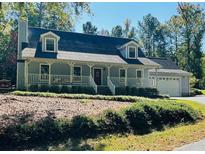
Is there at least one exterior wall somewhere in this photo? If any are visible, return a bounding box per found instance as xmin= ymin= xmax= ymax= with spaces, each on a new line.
xmin=26 ymin=60 xmax=149 ymax=88
xmin=16 ymin=61 xmax=25 ymax=90
xmin=181 ymin=76 xmax=190 ymax=96
xmin=51 ymin=63 xmax=70 ymax=75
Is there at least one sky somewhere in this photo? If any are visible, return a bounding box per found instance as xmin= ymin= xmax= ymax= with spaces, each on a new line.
xmin=74 ymin=2 xmax=205 ymax=32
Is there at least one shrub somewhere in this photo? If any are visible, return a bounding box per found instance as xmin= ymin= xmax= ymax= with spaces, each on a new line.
xmin=115 ymin=87 xmax=159 ymax=98
xmin=124 ymin=104 xmax=151 ymax=134
xmin=61 ymin=86 xmax=72 ymax=93
xmin=49 ymin=85 xmax=61 ymax=93
xmin=39 ymin=85 xmax=49 ymax=92
xmin=70 ymin=115 xmax=97 ymax=138
xmin=190 ymin=88 xmax=202 ymax=96
xmin=97 ymin=110 xmax=128 ymax=134
xmin=29 ymin=85 xmax=39 ymax=92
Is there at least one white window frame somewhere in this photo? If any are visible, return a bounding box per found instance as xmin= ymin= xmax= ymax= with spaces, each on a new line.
xmin=45 ymin=38 xmax=56 ymax=52
xmin=119 ymin=68 xmax=126 ymax=84
xmin=128 ymin=46 xmax=137 ymax=59
xmin=39 ymin=63 xmax=50 ymax=81
xmin=136 ymin=69 xmax=143 ymax=78
xmin=73 ymin=65 xmax=82 ymax=82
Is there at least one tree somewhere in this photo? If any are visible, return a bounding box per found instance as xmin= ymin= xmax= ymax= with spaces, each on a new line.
xmin=166 ymin=15 xmax=183 ymax=64
xmin=111 ymin=25 xmax=123 ymax=37
xmin=138 ymin=14 xmax=161 ymax=57
xmin=98 ymin=29 xmax=110 ymax=36
xmin=82 ymin=21 xmax=97 ymax=34
xmin=177 ymin=3 xmax=205 ymax=79
xmin=123 ymin=18 xmax=131 ymax=38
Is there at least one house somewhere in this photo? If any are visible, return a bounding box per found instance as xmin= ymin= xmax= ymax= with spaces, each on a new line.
xmin=16 ymin=19 xmax=190 ymax=97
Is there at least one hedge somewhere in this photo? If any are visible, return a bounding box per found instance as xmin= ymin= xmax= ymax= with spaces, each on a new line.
xmin=28 ymin=85 xmax=95 ymax=95
xmin=0 ymin=101 xmax=202 ymax=150
xmin=115 ymin=87 xmax=159 ymax=98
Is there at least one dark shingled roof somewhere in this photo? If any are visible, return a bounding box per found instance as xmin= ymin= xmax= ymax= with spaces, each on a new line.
xmin=148 ymin=57 xmax=179 ymax=69
xmin=28 ymin=27 xmax=145 ymax=56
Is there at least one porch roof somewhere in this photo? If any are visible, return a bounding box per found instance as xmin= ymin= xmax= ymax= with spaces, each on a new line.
xmin=22 ymin=48 xmax=160 ymax=66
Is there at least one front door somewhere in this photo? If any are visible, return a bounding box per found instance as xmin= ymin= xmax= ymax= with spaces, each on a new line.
xmin=94 ymin=68 xmax=102 ymax=85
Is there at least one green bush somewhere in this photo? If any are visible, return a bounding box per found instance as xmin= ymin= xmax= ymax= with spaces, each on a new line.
xmin=124 ymin=105 xmax=151 ymax=134
xmin=190 ymin=88 xmax=203 ymax=96
xmin=97 ymin=110 xmax=128 ymax=134
xmin=29 ymin=85 xmax=39 ymax=92
xmin=49 ymin=85 xmax=61 ymax=93
xmin=115 ymin=87 xmax=159 ymax=98
xmin=39 ymin=85 xmax=50 ymax=92
xmin=70 ymin=115 xmax=97 ymax=138
xmin=61 ymin=86 xmax=72 ymax=93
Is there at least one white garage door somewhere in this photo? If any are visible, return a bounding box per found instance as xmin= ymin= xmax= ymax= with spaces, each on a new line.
xmin=149 ymin=76 xmax=181 ymax=97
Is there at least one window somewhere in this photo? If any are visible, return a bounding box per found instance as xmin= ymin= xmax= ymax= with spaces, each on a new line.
xmin=128 ymin=46 xmax=136 ymax=59
xmin=73 ymin=66 xmax=81 ymax=82
xmin=40 ymin=64 xmax=49 ymax=80
xmin=45 ymin=38 xmax=55 ymax=51
xmin=136 ymin=70 xmax=142 ymax=78
xmin=119 ymin=68 xmax=126 ymax=83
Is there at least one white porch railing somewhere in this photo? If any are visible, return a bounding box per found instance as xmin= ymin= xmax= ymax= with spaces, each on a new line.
xmin=28 ymin=73 xmax=90 ymax=86
xmin=89 ymin=76 xmax=97 ymax=93
xmin=110 ymin=77 xmax=144 ymax=87
xmin=107 ymin=77 xmax=115 ymax=95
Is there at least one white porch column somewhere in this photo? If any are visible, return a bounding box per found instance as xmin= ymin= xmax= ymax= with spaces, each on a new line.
xmin=125 ymin=67 xmax=128 ymax=87
xmin=24 ymin=60 xmax=28 ymax=90
xmin=48 ymin=62 xmax=52 ymax=86
xmin=70 ymin=62 xmax=74 ymax=84
xmin=107 ymin=65 xmax=112 ymax=80
xmin=155 ymin=68 xmax=158 ymax=89
xmin=88 ymin=64 xmax=93 ymax=77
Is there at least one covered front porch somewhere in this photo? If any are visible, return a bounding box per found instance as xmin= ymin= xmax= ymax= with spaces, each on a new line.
xmin=24 ymin=59 xmax=157 ymax=94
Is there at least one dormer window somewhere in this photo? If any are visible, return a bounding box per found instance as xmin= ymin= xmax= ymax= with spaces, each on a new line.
xmin=45 ymin=38 xmax=55 ymax=52
xmin=40 ymin=31 xmax=60 ymax=52
xmin=128 ymin=46 xmax=137 ymax=59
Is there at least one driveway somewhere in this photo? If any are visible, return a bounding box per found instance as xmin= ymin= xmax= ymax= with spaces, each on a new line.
xmin=173 ymin=95 xmax=205 ymax=151
xmin=172 ymin=95 xmax=205 ymax=105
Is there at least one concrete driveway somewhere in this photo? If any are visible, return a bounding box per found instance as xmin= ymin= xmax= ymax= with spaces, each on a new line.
xmin=172 ymin=95 xmax=205 ymax=105
xmin=172 ymin=95 xmax=205 ymax=151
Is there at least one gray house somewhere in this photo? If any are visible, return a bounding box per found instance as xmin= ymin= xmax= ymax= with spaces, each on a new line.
xmin=17 ymin=19 xmax=190 ymax=96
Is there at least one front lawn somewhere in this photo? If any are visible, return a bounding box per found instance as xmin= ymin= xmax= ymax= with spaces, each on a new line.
xmin=85 ymin=99 xmax=205 ymax=151
xmin=1 ymin=92 xmax=204 ymax=151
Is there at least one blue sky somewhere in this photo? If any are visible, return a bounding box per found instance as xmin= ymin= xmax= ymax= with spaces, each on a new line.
xmin=74 ymin=2 xmax=205 ymax=32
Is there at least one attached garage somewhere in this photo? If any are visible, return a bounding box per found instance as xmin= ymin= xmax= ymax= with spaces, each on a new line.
xmin=148 ymin=58 xmax=190 ymax=97
xmin=149 ymin=76 xmax=181 ymax=97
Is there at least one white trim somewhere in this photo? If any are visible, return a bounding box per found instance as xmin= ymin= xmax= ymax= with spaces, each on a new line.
xmin=40 ymin=31 xmax=60 ymax=41
xmin=39 ymin=63 xmax=50 ymax=82
xmin=45 ymin=38 xmax=56 ymax=52
xmin=73 ymin=65 xmax=82 ymax=82
xmin=93 ymin=67 xmax=103 ymax=85
xmin=128 ymin=46 xmax=137 ymax=59
xmin=118 ymin=40 xmax=138 ymax=49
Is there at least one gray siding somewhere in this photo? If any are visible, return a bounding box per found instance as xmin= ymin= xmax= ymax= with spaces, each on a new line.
xmin=17 ymin=62 xmax=25 ymax=90
xmin=181 ymin=76 xmax=189 ymax=96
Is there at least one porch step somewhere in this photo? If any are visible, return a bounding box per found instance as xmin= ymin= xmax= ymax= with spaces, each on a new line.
xmin=97 ymin=86 xmax=112 ymax=95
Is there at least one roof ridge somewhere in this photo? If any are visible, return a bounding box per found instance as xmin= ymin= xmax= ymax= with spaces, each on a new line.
xmin=28 ymin=26 xmax=135 ymax=41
